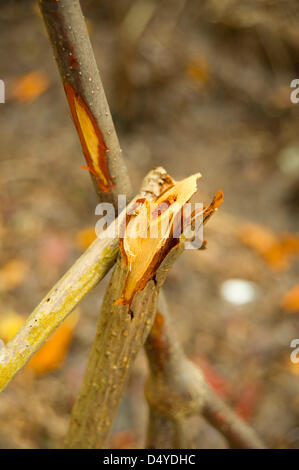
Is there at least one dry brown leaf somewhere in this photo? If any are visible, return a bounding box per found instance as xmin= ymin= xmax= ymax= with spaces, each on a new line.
xmin=11 ymin=71 xmax=49 ymax=103
xmin=0 ymin=258 xmax=29 ymax=291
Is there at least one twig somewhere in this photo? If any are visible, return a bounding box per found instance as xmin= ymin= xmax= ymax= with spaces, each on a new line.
xmin=144 ymin=293 xmax=266 ymax=449
xmin=0 ymin=167 xmax=164 ymax=394
xmin=0 ymin=235 xmax=118 ymax=393
xmin=39 ymin=0 xmax=132 ymax=207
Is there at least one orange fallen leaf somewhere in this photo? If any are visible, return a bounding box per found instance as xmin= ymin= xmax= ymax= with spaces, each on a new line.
xmin=0 ymin=310 xmax=25 ymax=343
xmin=76 ymin=227 xmax=97 ymax=251
xmin=280 ymin=233 xmax=299 ymax=256
xmin=238 ymin=223 xmax=299 ymax=271
xmin=0 ymin=258 xmax=29 ymax=291
xmin=281 ymin=283 xmax=299 ymax=314
xmin=11 ymin=71 xmax=49 ymax=103
xmin=0 ymin=309 xmax=79 ymax=375
xmin=27 ymin=310 xmax=80 ymax=375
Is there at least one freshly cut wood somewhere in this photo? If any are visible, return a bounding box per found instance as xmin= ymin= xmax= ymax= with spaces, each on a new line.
xmin=118 ymin=173 xmax=202 ymax=305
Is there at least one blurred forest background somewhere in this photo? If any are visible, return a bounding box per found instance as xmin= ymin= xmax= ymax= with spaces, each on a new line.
xmin=0 ymin=0 xmax=299 ymax=448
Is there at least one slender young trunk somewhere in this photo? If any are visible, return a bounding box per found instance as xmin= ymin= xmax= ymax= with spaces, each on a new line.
xmin=40 ymin=0 xmax=132 ymax=207
xmin=65 ymin=169 xmax=185 ymax=449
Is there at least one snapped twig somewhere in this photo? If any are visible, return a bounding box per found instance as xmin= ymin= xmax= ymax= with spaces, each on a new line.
xmin=65 ymin=168 xmax=185 ymax=448
xmin=0 ymin=167 xmax=164 ymax=394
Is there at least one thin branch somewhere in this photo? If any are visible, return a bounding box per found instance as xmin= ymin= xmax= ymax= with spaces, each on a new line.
xmin=0 ymin=167 xmax=165 ymax=394
xmin=39 ymin=0 xmax=132 ymax=207
xmin=145 ymin=293 xmax=266 ymax=449
xmin=0 ymin=236 xmax=118 ymax=393
xmin=202 ymin=385 xmax=266 ymax=450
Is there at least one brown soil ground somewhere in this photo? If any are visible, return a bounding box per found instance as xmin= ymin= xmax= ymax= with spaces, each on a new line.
xmin=0 ymin=0 xmax=298 ymax=448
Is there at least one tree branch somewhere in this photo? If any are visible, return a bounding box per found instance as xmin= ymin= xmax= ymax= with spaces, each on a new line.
xmin=0 ymin=235 xmax=118 ymax=393
xmin=0 ymin=167 xmax=165 ymax=394
xmin=144 ymin=293 xmax=266 ymax=449
xmin=39 ymin=0 xmax=132 ymax=207
xmin=39 ymin=0 xmax=253 ymax=451
xmin=65 ymin=169 xmax=185 ymax=449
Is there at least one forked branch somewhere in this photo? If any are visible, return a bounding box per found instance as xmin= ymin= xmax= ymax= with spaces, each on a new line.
xmin=145 ymin=293 xmax=266 ymax=449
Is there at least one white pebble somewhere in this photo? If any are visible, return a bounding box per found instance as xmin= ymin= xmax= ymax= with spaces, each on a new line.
xmin=220 ymin=279 xmax=258 ymax=306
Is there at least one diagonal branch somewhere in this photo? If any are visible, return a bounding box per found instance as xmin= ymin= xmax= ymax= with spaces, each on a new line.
xmin=0 ymin=236 xmax=117 ymax=393
xmin=39 ymin=0 xmax=132 ymax=207
xmin=0 ymin=167 xmax=164 ymax=394
xmin=145 ymin=293 xmax=266 ymax=449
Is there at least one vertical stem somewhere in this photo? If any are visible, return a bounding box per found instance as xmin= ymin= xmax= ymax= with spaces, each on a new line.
xmin=65 ymin=255 xmax=159 ymax=449
xmin=65 ymin=168 xmax=180 ymax=448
